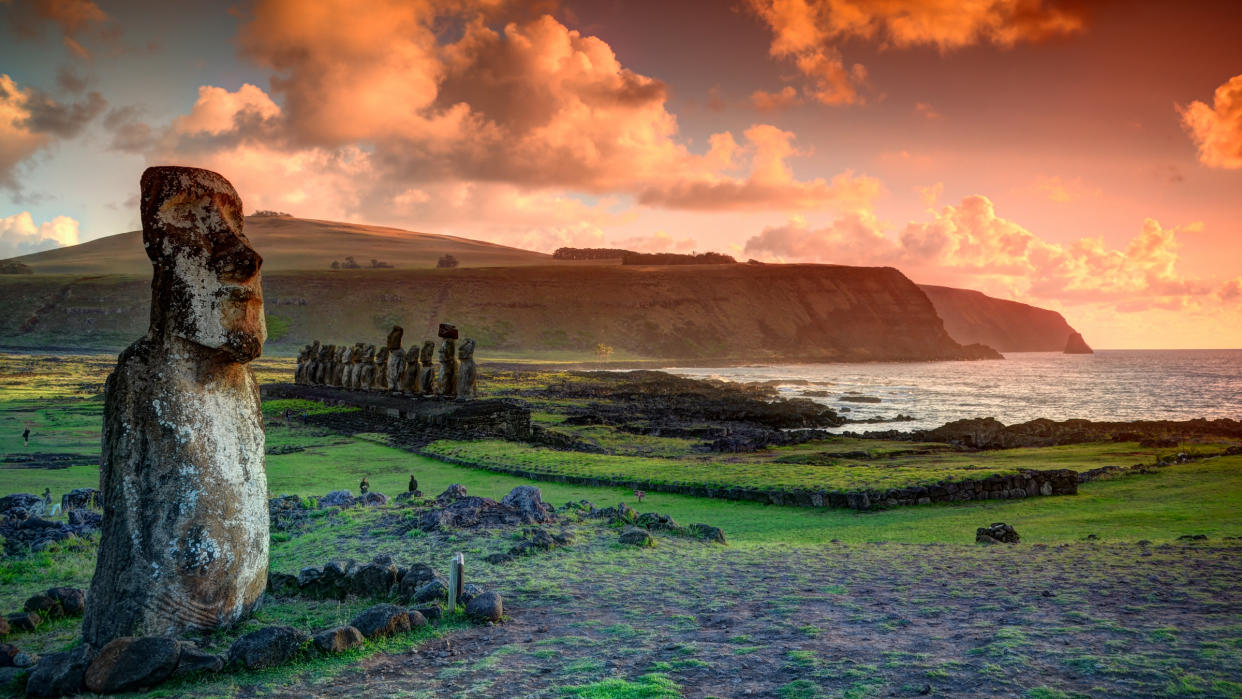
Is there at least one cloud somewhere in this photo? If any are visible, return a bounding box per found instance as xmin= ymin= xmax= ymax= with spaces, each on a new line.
xmin=1179 ymin=73 xmax=1242 ymax=169
xmin=914 ymin=182 xmax=942 ymax=206
xmin=0 ymin=73 xmax=106 ymax=189
xmin=751 ymin=86 xmax=801 ymax=111
xmin=744 ymin=0 xmax=1086 ymax=106
xmin=136 ymin=2 xmax=870 ymax=244
xmin=744 ymin=195 xmax=1222 ymax=311
xmin=613 ymin=231 xmax=697 ymax=253
xmin=1029 ymin=175 xmax=1102 ymax=203
xmin=636 ymin=125 xmax=883 ymax=211
xmin=914 ymin=101 xmax=941 ymax=120
xmin=4 ymin=0 xmax=112 ymax=60
xmin=0 ymin=211 xmax=80 ymax=259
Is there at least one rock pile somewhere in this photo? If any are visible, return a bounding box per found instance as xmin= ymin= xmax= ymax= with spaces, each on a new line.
xmin=419 ymin=485 xmax=556 ymax=531
xmin=976 ymin=522 xmax=1020 ymax=545
xmin=0 ymin=498 xmax=101 ymax=555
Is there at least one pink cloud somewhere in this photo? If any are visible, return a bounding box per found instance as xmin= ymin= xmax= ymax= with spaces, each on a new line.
xmin=1179 ymin=73 xmax=1242 ymax=169
xmin=751 ymin=86 xmax=801 ymax=112
xmin=744 ymin=0 xmax=1085 ymax=107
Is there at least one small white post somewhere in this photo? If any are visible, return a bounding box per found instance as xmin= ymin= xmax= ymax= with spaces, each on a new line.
xmin=448 ymin=552 xmax=464 ymax=612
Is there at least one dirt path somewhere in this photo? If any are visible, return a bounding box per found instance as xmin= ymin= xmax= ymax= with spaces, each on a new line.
xmin=260 ymin=541 xmax=1242 ymax=698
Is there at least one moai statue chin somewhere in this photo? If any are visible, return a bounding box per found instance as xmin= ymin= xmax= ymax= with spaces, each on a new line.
xmin=418 ymin=341 xmax=436 ymax=395
xmin=456 ymin=338 xmax=477 ymax=400
xmin=436 ymin=337 xmax=458 ymax=398
xmin=82 ymin=166 xmax=269 ymax=649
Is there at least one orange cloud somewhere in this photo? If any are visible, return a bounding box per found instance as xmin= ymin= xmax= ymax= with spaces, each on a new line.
xmin=751 ymin=86 xmax=801 ymax=111
xmin=914 ymin=101 xmax=941 ymax=120
xmin=614 ymin=231 xmax=697 ymax=253
xmin=1029 ymin=175 xmax=1102 ymax=203
xmin=4 ymin=0 xmax=111 ymax=60
xmin=744 ymin=195 xmax=1222 ymax=312
xmin=0 ymin=73 xmax=106 ymax=189
xmin=1179 ymin=73 xmax=1242 ymax=169
xmin=145 ymin=4 xmax=871 ymax=225
xmin=745 ymin=0 xmax=1086 ymax=106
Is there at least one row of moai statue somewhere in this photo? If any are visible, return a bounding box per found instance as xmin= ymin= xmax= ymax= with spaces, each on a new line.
xmin=294 ymin=325 xmax=477 ymax=400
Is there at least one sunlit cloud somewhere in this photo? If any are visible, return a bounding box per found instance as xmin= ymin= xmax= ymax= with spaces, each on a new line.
xmin=0 ymin=210 xmax=80 ymax=258
xmin=1179 ymin=73 xmax=1242 ymax=169
xmin=0 ymin=73 xmax=106 ymax=189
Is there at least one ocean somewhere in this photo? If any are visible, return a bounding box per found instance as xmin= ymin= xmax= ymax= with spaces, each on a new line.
xmin=668 ymin=350 xmax=1242 ymax=432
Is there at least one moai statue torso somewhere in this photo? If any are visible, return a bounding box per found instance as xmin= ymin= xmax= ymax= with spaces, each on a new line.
xmin=456 ymin=338 xmax=478 ymax=400
xmin=322 ymin=344 xmax=336 ymax=385
xmin=402 ymin=347 xmax=420 ymax=393
xmin=436 ymin=338 xmax=457 ymax=398
xmin=295 ymin=344 xmax=310 ymax=383
xmin=83 ymin=166 xmax=269 ymax=648
xmin=314 ymin=343 xmax=332 ymax=385
xmin=305 ymin=340 xmax=322 ymax=384
xmin=418 ymin=341 xmax=436 ymax=395
xmin=348 ymin=343 xmax=365 ymax=388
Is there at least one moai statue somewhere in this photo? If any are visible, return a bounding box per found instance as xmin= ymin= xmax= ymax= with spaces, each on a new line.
xmin=386 ymin=326 xmax=404 ymax=392
xmin=402 ymin=345 xmax=421 ymax=393
xmin=375 ymin=346 xmax=389 ymax=389
xmin=359 ymin=344 xmax=377 ymax=389
xmin=436 ymin=338 xmax=458 ymax=398
xmin=313 ymin=343 xmax=332 ymax=385
xmin=331 ymin=345 xmax=347 ymax=386
xmin=418 ymin=340 xmax=436 ymax=395
xmin=82 ymin=166 xmax=269 ymax=648
xmin=348 ymin=343 xmax=365 ymax=388
xmin=322 ymin=344 xmax=336 ymax=385
xmin=456 ymin=338 xmax=477 ymax=400
xmin=295 ymin=344 xmax=312 ymax=384
xmin=301 ymin=342 xmax=317 ymax=384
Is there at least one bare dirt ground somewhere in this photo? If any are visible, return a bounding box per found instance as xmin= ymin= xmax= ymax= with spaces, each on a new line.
xmin=259 ymin=538 xmax=1242 ymax=698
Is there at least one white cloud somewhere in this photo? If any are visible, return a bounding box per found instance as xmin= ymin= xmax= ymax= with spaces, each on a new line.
xmin=0 ymin=211 xmax=80 ymax=258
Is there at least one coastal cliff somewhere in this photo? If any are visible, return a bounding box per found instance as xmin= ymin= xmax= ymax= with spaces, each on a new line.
xmin=919 ymin=284 xmax=1084 ymax=352
xmin=0 ymin=263 xmax=994 ymax=362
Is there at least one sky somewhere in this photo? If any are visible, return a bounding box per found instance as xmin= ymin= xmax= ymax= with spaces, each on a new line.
xmin=1 ymin=0 xmax=1241 ymax=349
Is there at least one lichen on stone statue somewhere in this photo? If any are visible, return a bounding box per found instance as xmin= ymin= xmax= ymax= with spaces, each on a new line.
xmin=386 ymin=326 xmax=404 ymax=392
xmin=436 ymin=338 xmax=458 ymax=398
xmin=82 ymin=166 xmax=270 ymax=649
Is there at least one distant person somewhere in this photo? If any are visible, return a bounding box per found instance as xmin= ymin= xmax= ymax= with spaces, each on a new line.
xmin=359 ymin=477 xmax=370 ymax=495
xmin=23 ymin=427 xmax=30 ymax=446
xmin=42 ymin=488 xmax=52 ymax=507
xmin=408 ymin=475 xmax=419 ymax=493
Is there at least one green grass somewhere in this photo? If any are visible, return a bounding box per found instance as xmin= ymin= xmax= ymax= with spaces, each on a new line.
xmin=560 ymin=673 xmax=681 ymax=698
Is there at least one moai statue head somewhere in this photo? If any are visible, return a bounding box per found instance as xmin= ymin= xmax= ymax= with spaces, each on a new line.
xmin=420 ymin=340 xmax=435 ymax=364
xmin=334 ymin=345 xmax=345 ymax=362
xmin=386 ymin=325 xmax=404 ymax=350
xmin=310 ymin=340 xmax=321 ymax=356
xmin=140 ymin=166 xmax=265 ymax=362
xmin=458 ymin=338 xmax=475 ymax=360
xmin=438 ymin=338 xmax=456 ymax=363
xmin=353 ymin=343 xmax=365 ymax=362
xmin=364 ymin=344 xmax=376 ymax=361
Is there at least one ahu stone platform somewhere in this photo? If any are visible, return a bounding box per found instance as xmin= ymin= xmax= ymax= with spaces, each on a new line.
xmin=262 ymin=384 xmax=531 ymax=440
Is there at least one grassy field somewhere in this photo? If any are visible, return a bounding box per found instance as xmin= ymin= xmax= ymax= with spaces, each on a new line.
xmin=2 ymin=352 xmax=1241 ymax=697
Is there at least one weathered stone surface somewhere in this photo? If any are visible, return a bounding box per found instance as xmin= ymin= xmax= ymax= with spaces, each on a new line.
xmin=6 ymin=612 xmax=40 ymax=633
xmin=413 ymin=578 xmax=449 ymax=603
xmin=23 ymin=595 xmax=61 ymax=619
xmin=436 ymin=338 xmax=457 ymax=397
xmin=350 ymin=604 xmax=411 ymax=639
xmin=83 ymin=166 xmax=269 ymax=648
xmin=635 ymin=512 xmax=679 ymax=531
xmin=268 ymin=572 xmax=300 ymax=597
xmin=25 ymin=646 xmax=88 ymax=698
xmin=45 ymin=588 xmax=85 ymax=617
xmin=465 ymin=591 xmax=503 ymax=622
xmin=0 ymin=667 xmax=27 ymax=696
xmin=84 ymin=636 xmax=180 ymax=694
xmin=456 ymin=338 xmax=477 ymax=400
xmin=397 ymin=564 xmax=437 ymax=600
xmin=976 ymin=522 xmax=1020 ymax=544
xmin=619 ymin=527 xmax=655 ymax=547
xmin=359 ymin=491 xmax=388 ymax=507
xmin=499 ymin=486 xmax=554 ymax=524
xmin=0 ymin=643 xmax=18 ymax=666
xmin=438 ymin=484 xmax=468 ymax=501
xmin=0 ymin=494 xmax=44 ymax=516
xmin=313 ymin=626 xmax=365 ymax=653
xmin=59 ymin=488 xmax=101 ymax=511
xmin=418 ymin=341 xmax=436 ymax=395
xmin=173 ymin=643 xmax=224 ymax=677
xmin=319 ymin=490 xmax=356 ymax=508
xmin=412 ymin=606 xmax=442 ymax=623
xmin=229 ymin=626 xmax=308 ymax=670
xmin=407 ymin=609 xmax=428 ymax=628
xmin=350 ymin=562 xmax=399 ymax=598
xmin=691 ymin=523 xmax=727 ymax=544
xmin=460 ymin=583 xmax=486 ymax=605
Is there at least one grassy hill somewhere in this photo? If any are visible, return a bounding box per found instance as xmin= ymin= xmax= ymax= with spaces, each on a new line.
xmin=6 ymin=215 xmax=558 ymax=275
